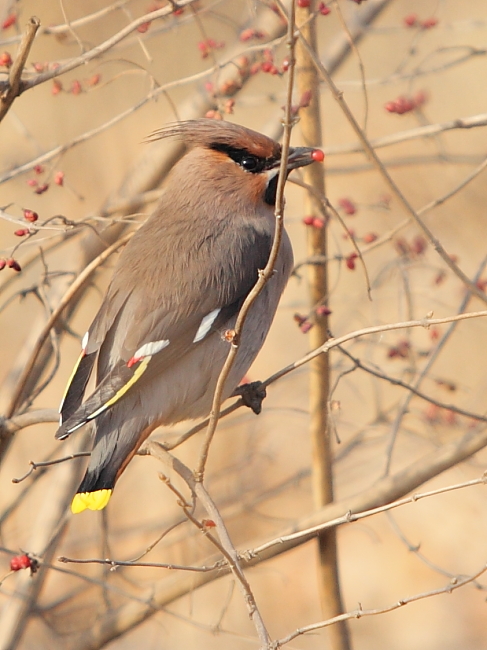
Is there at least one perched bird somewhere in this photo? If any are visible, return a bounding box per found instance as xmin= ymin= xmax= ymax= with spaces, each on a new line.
xmin=56 ymin=119 xmax=324 ymax=513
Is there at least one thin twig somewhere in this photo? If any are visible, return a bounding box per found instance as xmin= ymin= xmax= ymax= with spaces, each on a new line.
xmin=337 ymin=346 xmax=487 ymax=424
xmin=57 ymin=555 xmax=223 ymax=572
xmin=251 ymin=474 xmax=487 ymax=556
xmin=275 ymin=563 xmax=487 ymax=647
xmin=324 ymin=112 xmax=487 ymax=156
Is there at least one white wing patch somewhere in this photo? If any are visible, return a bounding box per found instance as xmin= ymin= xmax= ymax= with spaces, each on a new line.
xmin=134 ymin=339 xmax=170 ymax=358
xmin=81 ymin=331 xmax=89 ymax=350
xmin=193 ymin=308 xmax=220 ymax=343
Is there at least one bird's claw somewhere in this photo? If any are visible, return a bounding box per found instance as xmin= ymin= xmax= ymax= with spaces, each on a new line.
xmin=233 ymin=381 xmax=266 ymax=415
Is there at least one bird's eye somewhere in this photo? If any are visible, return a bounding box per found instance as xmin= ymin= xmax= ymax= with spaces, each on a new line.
xmin=240 ymin=155 xmax=259 ymax=172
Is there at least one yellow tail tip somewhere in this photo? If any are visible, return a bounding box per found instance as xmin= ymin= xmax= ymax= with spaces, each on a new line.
xmin=71 ymin=489 xmax=112 ymax=514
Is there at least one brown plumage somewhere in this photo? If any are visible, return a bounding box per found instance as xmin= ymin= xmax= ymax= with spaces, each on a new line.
xmin=56 ymin=119 xmax=323 ymax=513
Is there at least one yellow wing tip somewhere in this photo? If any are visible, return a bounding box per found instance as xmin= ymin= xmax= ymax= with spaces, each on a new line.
xmin=71 ymin=489 xmax=112 ymax=514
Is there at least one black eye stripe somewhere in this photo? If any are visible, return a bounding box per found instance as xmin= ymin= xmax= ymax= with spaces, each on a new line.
xmin=210 ymin=143 xmax=278 ymax=174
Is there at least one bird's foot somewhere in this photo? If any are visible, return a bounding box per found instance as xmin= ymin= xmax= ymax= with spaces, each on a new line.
xmin=232 ymin=381 xmax=266 ymax=415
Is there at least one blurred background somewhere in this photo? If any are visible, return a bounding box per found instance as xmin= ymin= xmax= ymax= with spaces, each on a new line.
xmin=1 ymin=0 xmax=487 ymax=648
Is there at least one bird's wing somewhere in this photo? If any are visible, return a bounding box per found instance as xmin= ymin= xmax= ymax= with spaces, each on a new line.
xmin=56 ymin=227 xmax=272 ymax=439
xmin=57 ymin=287 xmax=129 ymax=427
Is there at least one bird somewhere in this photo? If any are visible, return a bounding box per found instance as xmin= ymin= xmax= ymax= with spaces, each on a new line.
xmin=56 ymin=118 xmax=324 ymax=514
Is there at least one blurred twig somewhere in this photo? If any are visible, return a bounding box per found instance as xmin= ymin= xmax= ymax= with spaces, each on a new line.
xmin=0 ymin=16 xmax=39 ymax=123
xmin=294 ymin=1 xmax=350 ymax=648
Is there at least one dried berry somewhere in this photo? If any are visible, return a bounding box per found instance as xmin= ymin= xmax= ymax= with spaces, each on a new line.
xmin=345 ymin=252 xmax=358 ymax=270
xmin=6 ymin=258 xmax=21 ymax=272
xmin=34 ymin=183 xmax=49 ymax=195
xmin=318 ymin=3 xmax=331 ymax=15
xmin=338 ymin=197 xmax=357 ymax=215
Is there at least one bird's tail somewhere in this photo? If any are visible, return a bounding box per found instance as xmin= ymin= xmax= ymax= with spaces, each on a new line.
xmin=70 ymin=413 xmax=150 ymax=514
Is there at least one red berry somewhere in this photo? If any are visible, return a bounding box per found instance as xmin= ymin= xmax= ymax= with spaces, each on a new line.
xmin=303 ymin=215 xmax=315 ymax=226
xmin=311 ymin=149 xmax=324 ymax=162
xmin=54 ymin=171 xmax=64 ymax=186
xmin=239 ymin=28 xmax=265 ymax=42
xmin=198 ymin=42 xmax=209 ymax=58
xmin=33 ymin=164 xmax=44 ymax=174
xmin=363 ymin=232 xmax=378 ymax=244
xmin=421 ymin=17 xmax=438 ymax=29
xmin=312 ymin=217 xmax=325 ymax=229
xmin=137 ymin=21 xmax=151 ymax=33
xmin=88 ymin=73 xmax=101 ymax=86
xmin=300 ymin=321 xmax=313 ymax=334
xmin=345 ymin=252 xmax=358 ymax=270
xmin=2 ymin=13 xmax=16 ymax=30
xmin=412 ymin=235 xmax=427 ymax=255
xmin=0 ymin=51 xmax=12 ymax=67
xmin=201 ymin=519 xmax=216 ymax=528
xmin=204 ymin=110 xmax=222 ymax=120
xmin=23 ymin=209 xmax=38 ymax=222
xmin=297 ymin=0 xmax=311 ymax=7
xmin=34 ymin=183 xmax=49 ymax=195
xmin=32 ymin=62 xmax=45 ymax=72
xmin=27 ymin=179 xmax=38 ymax=187
xmin=403 ymin=14 xmax=418 ymax=27
xmin=430 ymin=327 xmax=440 ymax=341
xmin=10 ymin=555 xmax=31 ymax=571
xmin=318 ymin=2 xmax=331 ymax=15
xmin=316 ymin=305 xmax=332 ymax=316
xmin=299 ymin=90 xmax=312 ymax=108
xmin=70 ymin=80 xmax=82 ymax=95
xmin=52 ymin=80 xmax=63 ymax=95
xmin=396 ymin=340 xmax=411 ymax=358
xmin=14 ymin=228 xmax=29 ymax=237
xmin=0 ymin=259 xmax=6 ymax=270
xmin=261 ymin=61 xmax=273 ymax=73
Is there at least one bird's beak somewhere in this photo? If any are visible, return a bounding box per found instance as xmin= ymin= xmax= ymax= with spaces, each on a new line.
xmin=268 ymin=146 xmax=324 ymax=172
xmin=286 ymin=146 xmax=324 ymax=171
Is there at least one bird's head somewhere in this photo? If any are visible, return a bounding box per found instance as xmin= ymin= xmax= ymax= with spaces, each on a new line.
xmin=148 ymin=119 xmax=324 ymax=209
